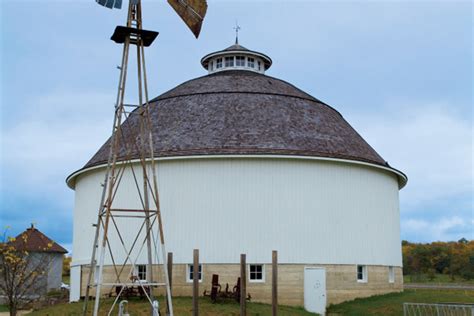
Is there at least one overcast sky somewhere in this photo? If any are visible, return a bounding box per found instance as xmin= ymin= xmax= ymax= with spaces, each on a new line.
xmin=0 ymin=0 xmax=472 ymax=253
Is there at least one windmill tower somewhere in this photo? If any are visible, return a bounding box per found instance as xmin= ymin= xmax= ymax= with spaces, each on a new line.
xmin=82 ymin=1 xmax=207 ymax=315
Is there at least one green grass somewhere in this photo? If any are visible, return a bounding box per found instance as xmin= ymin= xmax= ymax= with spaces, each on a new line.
xmin=404 ymin=273 xmax=474 ymax=284
xmin=0 ymin=305 xmax=9 ymax=312
xmin=327 ymin=289 xmax=474 ymax=316
xmin=22 ymin=289 xmax=474 ymax=316
xmin=27 ymin=296 xmax=314 ymax=316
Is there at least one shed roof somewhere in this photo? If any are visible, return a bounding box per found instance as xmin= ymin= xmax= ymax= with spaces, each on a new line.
xmin=10 ymin=225 xmax=68 ymax=254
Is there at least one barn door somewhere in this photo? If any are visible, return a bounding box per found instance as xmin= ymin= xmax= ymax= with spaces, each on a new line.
xmin=304 ymin=267 xmax=326 ymax=315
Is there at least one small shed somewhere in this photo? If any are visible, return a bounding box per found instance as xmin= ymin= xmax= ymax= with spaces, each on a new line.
xmin=9 ymin=225 xmax=68 ymax=294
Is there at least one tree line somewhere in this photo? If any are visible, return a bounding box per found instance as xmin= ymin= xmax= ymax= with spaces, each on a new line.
xmin=402 ymin=238 xmax=474 ymax=281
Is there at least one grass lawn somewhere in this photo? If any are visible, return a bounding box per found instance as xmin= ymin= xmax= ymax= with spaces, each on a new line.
xmin=0 ymin=305 xmax=9 ymax=312
xmin=327 ymin=289 xmax=474 ymax=315
xmin=27 ymin=296 xmax=314 ymax=316
xmin=404 ymin=273 xmax=474 ymax=284
xmin=19 ymin=289 xmax=474 ymax=316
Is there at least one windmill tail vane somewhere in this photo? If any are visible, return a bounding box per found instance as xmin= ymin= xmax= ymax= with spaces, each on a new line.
xmin=95 ymin=0 xmax=207 ymax=38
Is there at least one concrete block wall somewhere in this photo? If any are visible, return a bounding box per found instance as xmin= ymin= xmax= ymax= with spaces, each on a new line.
xmin=80 ymin=264 xmax=403 ymax=306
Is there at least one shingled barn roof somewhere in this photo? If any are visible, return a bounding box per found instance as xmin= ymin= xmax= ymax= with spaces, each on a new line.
xmin=10 ymin=225 xmax=67 ymax=254
xmin=82 ymin=70 xmax=395 ymax=174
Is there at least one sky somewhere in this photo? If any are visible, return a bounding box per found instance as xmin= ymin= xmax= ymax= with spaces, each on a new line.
xmin=0 ymin=0 xmax=472 ymax=253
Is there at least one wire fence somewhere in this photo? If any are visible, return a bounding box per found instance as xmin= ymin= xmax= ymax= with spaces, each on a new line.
xmin=403 ymin=303 xmax=474 ymax=316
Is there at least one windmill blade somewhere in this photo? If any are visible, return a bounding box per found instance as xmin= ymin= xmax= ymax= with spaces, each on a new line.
xmin=96 ymin=0 xmax=123 ymax=10
xmin=168 ymin=0 xmax=207 ymax=38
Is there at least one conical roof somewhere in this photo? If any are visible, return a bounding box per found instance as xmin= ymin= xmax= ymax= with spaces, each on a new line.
xmin=223 ymin=43 xmax=249 ymax=51
xmin=76 ymin=70 xmax=405 ymax=187
xmin=9 ymin=225 xmax=67 ymax=253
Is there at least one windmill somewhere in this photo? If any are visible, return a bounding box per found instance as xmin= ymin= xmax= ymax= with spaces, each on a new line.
xmin=83 ymin=1 xmax=207 ymax=315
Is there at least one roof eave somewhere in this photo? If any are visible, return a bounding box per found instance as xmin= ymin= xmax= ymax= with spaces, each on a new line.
xmin=67 ymin=154 xmax=407 ymax=190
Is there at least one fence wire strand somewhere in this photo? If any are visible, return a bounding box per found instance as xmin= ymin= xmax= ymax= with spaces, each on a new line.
xmin=403 ymin=303 xmax=474 ymax=316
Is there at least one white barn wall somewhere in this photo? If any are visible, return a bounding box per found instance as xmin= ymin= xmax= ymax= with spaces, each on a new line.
xmin=70 ymin=265 xmax=81 ymax=301
xmin=71 ymin=157 xmax=402 ymax=269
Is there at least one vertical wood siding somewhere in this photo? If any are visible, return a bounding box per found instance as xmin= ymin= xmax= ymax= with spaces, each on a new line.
xmin=72 ymin=158 xmax=401 ymax=268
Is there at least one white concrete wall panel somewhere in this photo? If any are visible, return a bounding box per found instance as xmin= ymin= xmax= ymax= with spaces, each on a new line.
xmin=70 ymin=265 xmax=81 ymax=302
xmin=72 ymin=158 xmax=402 ymax=268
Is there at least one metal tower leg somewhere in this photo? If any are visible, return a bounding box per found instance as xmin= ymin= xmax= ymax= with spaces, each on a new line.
xmin=82 ymin=1 xmax=173 ymax=315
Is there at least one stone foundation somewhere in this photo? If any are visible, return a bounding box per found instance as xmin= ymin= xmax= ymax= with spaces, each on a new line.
xmin=80 ymin=264 xmax=403 ymax=306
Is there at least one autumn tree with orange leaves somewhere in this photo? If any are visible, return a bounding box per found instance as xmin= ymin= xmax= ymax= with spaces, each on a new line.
xmin=0 ymin=230 xmax=53 ymax=316
xmin=402 ymin=239 xmax=474 ymax=281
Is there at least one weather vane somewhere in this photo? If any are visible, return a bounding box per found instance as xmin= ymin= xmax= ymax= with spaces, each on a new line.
xmin=234 ymin=20 xmax=241 ymax=44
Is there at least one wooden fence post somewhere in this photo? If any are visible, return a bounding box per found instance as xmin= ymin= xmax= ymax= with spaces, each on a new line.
xmin=272 ymin=250 xmax=278 ymax=316
xmin=166 ymin=252 xmax=173 ymax=315
xmin=240 ymin=253 xmax=247 ymax=316
xmin=193 ymin=249 xmax=199 ymax=316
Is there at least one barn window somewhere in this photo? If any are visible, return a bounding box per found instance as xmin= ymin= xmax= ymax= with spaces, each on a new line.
xmin=257 ymin=61 xmax=262 ymax=71
xmin=388 ymin=266 xmax=395 ymax=283
xmin=249 ymin=264 xmax=265 ymax=282
xmin=357 ymin=265 xmax=367 ymax=283
xmin=225 ymin=56 xmax=234 ymax=67
xmin=247 ymin=57 xmax=255 ymax=68
xmin=187 ymin=264 xmax=202 ymax=283
xmin=236 ymin=56 xmax=245 ymax=66
xmin=137 ymin=264 xmax=147 ymax=281
xmin=216 ymin=58 xmax=222 ymax=69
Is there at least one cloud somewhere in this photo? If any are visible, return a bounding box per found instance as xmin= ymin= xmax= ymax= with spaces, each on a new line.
xmin=1 ymin=91 xmax=114 ymax=198
xmin=345 ymin=101 xmax=473 ymax=242
xmin=0 ymin=90 xmax=115 ymax=242
xmin=402 ymin=216 xmax=472 ymax=242
xmin=346 ymin=102 xmax=472 ymax=209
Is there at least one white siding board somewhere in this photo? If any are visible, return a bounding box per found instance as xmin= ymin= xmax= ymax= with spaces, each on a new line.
xmin=72 ymin=158 xmax=402 ymax=268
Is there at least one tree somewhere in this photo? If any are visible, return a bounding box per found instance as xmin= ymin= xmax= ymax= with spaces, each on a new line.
xmin=402 ymin=239 xmax=474 ymax=282
xmin=0 ymin=230 xmax=53 ymax=316
xmin=62 ymin=255 xmax=71 ymax=279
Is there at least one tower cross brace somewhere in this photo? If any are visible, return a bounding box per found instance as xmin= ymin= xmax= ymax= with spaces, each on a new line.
xmin=82 ymin=1 xmax=173 ymax=315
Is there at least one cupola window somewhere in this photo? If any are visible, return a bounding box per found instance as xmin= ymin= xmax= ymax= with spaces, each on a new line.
xmin=225 ymin=56 xmax=234 ymax=67
xmin=216 ymin=58 xmax=222 ymax=69
xmin=201 ymin=42 xmax=272 ymax=74
xmin=236 ymin=56 xmax=245 ymax=67
xmin=247 ymin=57 xmax=255 ymax=68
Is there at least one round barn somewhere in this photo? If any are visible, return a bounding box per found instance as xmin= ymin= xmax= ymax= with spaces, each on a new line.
xmin=67 ymin=41 xmax=407 ymax=311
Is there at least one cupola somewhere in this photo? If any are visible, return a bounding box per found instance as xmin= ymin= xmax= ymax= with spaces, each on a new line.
xmin=201 ymin=41 xmax=272 ymax=74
